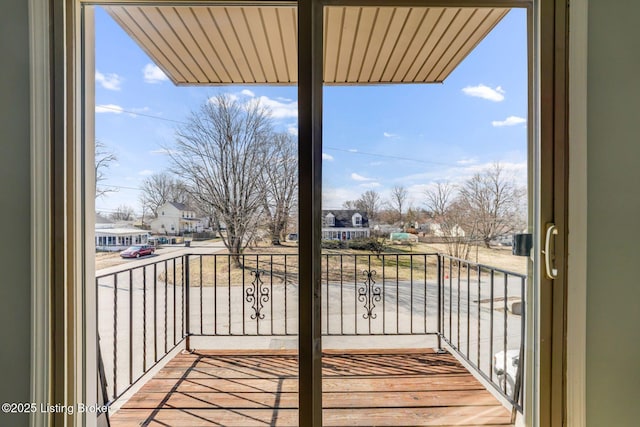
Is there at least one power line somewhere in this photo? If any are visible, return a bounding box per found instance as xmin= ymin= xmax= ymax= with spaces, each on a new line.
xmin=324 ymin=146 xmax=456 ymax=167
xmin=97 ymin=104 xmax=188 ymax=125
xmin=99 ymin=183 xmax=143 ymax=191
xmin=97 ymin=104 xmax=459 ymax=167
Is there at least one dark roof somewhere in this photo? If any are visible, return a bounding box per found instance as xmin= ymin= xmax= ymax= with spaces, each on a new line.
xmin=169 ymin=201 xmax=193 ymax=211
xmin=322 ymin=210 xmax=369 ymax=228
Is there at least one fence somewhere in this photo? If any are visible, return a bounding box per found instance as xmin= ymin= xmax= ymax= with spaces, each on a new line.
xmin=96 ymin=257 xmax=187 ymax=403
xmin=439 ymin=255 xmax=526 ymax=410
xmin=97 ymin=252 xmax=525 ymax=411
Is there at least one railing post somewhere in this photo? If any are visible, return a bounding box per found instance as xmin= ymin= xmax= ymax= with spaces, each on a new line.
xmin=437 ymin=254 xmax=443 ymax=352
xmin=184 ymin=255 xmax=190 ymax=351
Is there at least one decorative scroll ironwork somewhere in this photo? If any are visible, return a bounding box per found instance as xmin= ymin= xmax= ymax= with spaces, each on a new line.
xmin=357 ymin=269 xmax=381 ymax=319
xmin=245 ymin=269 xmax=270 ymax=320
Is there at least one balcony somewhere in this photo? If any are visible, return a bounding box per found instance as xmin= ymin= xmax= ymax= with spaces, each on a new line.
xmin=97 ymin=252 xmax=525 ymax=426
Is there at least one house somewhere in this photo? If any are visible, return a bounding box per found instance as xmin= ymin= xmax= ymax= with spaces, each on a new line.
xmin=149 ymin=201 xmax=204 ymax=235
xmin=372 ymin=223 xmax=403 ymax=235
xmin=4 ymin=1 xmax=639 ymax=426
xmin=321 ymin=210 xmax=370 ymax=241
xmin=94 ymin=213 xmax=150 ymax=251
xmin=430 ymin=223 xmax=466 ymax=238
xmin=95 ymin=228 xmax=150 ymax=252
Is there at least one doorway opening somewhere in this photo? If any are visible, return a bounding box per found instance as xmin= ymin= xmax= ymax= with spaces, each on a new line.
xmin=48 ymin=0 xmax=568 ymax=425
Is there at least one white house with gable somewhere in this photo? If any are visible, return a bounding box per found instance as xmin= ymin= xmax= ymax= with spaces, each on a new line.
xmin=321 ymin=210 xmax=370 ymax=241
xmin=150 ymin=201 xmax=205 ymax=235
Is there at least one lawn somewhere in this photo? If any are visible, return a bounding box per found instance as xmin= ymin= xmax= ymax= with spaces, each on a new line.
xmin=155 ymin=241 xmax=527 ymax=287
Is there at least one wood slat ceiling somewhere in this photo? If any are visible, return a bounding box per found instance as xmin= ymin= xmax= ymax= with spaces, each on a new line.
xmin=104 ymin=5 xmax=509 ymax=85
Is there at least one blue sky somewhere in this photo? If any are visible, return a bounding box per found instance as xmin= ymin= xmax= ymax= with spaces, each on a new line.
xmin=94 ymin=6 xmax=527 ymax=215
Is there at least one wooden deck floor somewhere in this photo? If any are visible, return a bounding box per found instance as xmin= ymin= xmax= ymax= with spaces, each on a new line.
xmin=109 ymin=349 xmax=514 ymax=427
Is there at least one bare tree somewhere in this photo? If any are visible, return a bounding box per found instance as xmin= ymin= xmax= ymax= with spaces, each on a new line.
xmin=342 ymin=200 xmax=357 ymax=210
xmin=139 ymin=172 xmax=181 ymax=218
xmin=95 ymin=140 xmax=117 ymax=198
xmin=189 ymin=197 xmax=219 ymax=235
xmin=169 ymin=94 xmax=272 ymax=265
xmin=342 ymin=190 xmax=382 ymax=221
xmin=261 ymin=132 xmax=298 ymax=245
xmin=425 ymin=181 xmax=454 ymax=216
xmin=389 ymin=185 xmax=408 ymax=225
xmin=110 ymin=204 xmax=135 ymax=221
xmin=358 ymin=190 xmax=382 ymax=221
xmin=425 ymin=182 xmax=474 ymax=259
xmin=459 ymin=162 xmax=524 ymax=248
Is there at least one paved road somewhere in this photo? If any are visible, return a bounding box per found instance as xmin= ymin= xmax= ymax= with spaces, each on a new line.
xmin=96 ymin=240 xmax=228 ymax=277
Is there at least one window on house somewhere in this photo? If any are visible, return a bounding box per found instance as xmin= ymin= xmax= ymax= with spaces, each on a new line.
xmin=325 ymin=213 xmax=335 ymax=227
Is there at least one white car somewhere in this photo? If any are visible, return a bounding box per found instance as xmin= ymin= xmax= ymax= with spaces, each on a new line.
xmin=494 ymin=349 xmax=520 ymax=398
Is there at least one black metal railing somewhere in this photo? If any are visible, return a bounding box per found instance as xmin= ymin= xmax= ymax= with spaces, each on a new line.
xmin=182 ymin=253 xmax=441 ymax=338
xmin=96 ymin=257 xmax=187 ymax=404
xmin=321 ymin=253 xmax=440 ymax=337
xmin=438 ymin=254 xmax=526 ymax=411
xmin=98 ymin=252 xmax=525 ymax=412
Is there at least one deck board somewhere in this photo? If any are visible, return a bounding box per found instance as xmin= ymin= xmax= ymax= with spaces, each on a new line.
xmin=109 ymin=349 xmax=514 ymax=427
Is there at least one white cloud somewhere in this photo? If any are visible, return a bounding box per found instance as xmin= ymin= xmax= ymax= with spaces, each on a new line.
xmin=95 ymin=104 xmax=124 ymax=114
xmin=408 ymin=183 xmax=438 ymax=196
xmin=348 ymin=148 xmax=358 ymax=153
xmin=351 ymin=173 xmax=373 ymax=182
xmin=322 ymin=153 xmax=334 ymax=161
xmin=138 ymin=169 xmax=154 ymax=176
xmin=462 ymin=84 xmax=505 ymax=102
xmin=457 ymin=158 xmax=477 ymax=165
xmin=95 ymin=70 xmax=122 ymax=91
xmin=322 ymin=187 xmax=361 ymax=210
xmin=383 ymin=132 xmax=399 ymax=138
xmin=287 ymin=124 xmax=298 ymax=136
xmin=208 ymin=94 xmax=239 ymax=105
xmin=398 ymin=161 xmax=527 ymax=188
xmin=360 ymin=182 xmax=381 ymax=188
xmin=257 ymin=96 xmax=298 ymax=119
xmin=492 ymin=116 xmax=527 ymax=127
xmin=143 ymin=64 xmax=169 ymax=84
xmin=208 ymin=93 xmax=297 ymax=119
xmin=465 ymin=161 xmax=527 ymax=175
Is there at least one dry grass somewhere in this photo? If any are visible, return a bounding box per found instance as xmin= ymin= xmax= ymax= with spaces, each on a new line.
xmin=161 ymin=241 xmax=526 ymax=286
xmin=97 ymin=240 xmax=526 ymax=285
xmin=396 ymin=242 xmax=527 ymax=275
xmin=95 ymin=252 xmax=129 ymax=270
xmin=183 ymin=252 xmax=299 ymax=287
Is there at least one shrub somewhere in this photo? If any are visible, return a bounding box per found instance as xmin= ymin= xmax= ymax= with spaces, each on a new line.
xmin=347 ymin=237 xmax=387 ymax=253
xmin=321 ymin=239 xmax=346 ymax=249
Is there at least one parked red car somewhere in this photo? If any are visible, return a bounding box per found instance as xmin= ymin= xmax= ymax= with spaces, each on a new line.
xmin=120 ymin=245 xmax=155 ymax=258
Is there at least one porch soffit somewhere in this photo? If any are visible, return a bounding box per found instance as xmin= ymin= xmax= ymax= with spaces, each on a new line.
xmin=104 ymin=5 xmax=509 ymax=85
